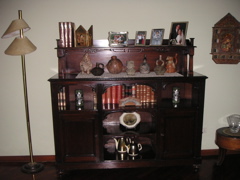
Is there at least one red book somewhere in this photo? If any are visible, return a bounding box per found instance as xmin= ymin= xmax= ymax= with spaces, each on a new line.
xmin=112 ymin=86 xmax=117 ymax=104
xmin=106 ymin=87 xmax=112 ymax=104
xmin=102 ymin=92 xmax=106 ymax=104
xmin=116 ymin=85 xmax=122 ymax=104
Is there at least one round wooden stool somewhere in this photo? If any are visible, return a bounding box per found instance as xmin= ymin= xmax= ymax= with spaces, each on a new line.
xmin=215 ymin=127 xmax=240 ymax=166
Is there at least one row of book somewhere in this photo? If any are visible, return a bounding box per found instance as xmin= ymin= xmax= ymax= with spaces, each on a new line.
xmin=57 ymin=85 xmax=155 ymax=111
xmin=102 ymin=85 xmax=155 ymax=104
xmin=58 ymin=22 xmax=75 ymax=48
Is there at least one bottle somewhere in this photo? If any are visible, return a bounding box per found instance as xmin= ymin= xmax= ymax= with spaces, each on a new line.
xmin=140 ymin=55 xmax=150 ymax=74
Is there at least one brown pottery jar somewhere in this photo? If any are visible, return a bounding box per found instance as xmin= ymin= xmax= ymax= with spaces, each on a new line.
xmin=106 ymin=56 xmax=123 ymax=74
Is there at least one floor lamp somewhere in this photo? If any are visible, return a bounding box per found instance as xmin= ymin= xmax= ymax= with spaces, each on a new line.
xmin=1 ymin=10 xmax=44 ymax=174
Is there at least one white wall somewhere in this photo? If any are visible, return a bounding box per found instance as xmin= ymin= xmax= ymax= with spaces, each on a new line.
xmin=0 ymin=0 xmax=239 ymax=156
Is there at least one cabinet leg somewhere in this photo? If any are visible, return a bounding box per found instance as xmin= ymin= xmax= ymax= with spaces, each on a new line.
xmin=216 ymin=147 xmax=227 ymax=166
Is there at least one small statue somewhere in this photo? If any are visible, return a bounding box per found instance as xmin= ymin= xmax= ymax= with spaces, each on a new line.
xmin=80 ymin=53 xmax=93 ymax=74
xmin=140 ymin=54 xmax=150 ymax=74
xmin=165 ymin=54 xmax=178 ymax=73
xmin=154 ymin=55 xmax=166 ymax=75
xmin=126 ymin=61 xmax=136 ymax=75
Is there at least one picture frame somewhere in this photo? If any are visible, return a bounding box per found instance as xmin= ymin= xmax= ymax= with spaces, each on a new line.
xmin=169 ymin=22 xmax=188 ymax=46
xmin=108 ymin=31 xmax=128 ymax=47
xmin=150 ymin=29 xmax=164 ymax=46
xmin=135 ymin=31 xmax=147 ymax=46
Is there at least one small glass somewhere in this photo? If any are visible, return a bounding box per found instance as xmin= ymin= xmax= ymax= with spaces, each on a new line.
xmin=227 ymin=114 xmax=240 ymax=133
xmin=75 ymin=89 xmax=84 ymax=107
xmin=172 ymin=87 xmax=180 ymax=106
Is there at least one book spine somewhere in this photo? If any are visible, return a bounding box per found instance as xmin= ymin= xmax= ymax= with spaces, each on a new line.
xmin=64 ymin=22 xmax=68 ymax=47
xmin=112 ymin=86 xmax=117 ymax=104
xmin=116 ymin=85 xmax=122 ymax=104
xmin=122 ymin=84 xmax=126 ymax=98
xmin=146 ymin=85 xmax=151 ymax=103
xmin=106 ymin=87 xmax=112 ymax=104
xmin=68 ymin=22 xmax=73 ymax=47
xmin=59 ymin=22 xmax=65 ymax=47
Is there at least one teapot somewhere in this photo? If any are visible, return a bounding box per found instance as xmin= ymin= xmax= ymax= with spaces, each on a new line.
xmin=91 ymin=63 xmax=104 ymax=76
xmin=113 ymin=137 xmax=127 ymax=153
xmin=126 ymin=141 xmax=142 ymax=157
xmin=154 ymin=55 xmax=166 ymax=75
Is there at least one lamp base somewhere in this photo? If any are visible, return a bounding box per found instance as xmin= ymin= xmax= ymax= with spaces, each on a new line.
xmin=21 ymin=162 xmax=44 ymax=174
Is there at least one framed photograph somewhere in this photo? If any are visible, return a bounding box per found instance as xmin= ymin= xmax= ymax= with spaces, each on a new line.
xmin=150 ymin=29 xmax=164 ymax=46
xmin=108 ymin=31 xmax=128 ymax=47
xmin=135 ymin=31 xmax=147 ymax=46
xmin=169 ymin=22 xmax=188 ymax=46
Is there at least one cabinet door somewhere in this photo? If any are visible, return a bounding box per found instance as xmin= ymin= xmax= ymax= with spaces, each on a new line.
xmin=162 ymin=110 xmax=196 ymax=159
xmin=59 ymin=112 xmax=99 ymax=162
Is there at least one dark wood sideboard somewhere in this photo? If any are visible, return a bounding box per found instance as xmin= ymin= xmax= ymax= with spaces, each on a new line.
xmin=48 ymin=39 xmax=207 ymax=175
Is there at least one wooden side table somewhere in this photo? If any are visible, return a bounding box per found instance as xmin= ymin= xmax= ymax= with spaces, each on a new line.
xmin=215 ymin=127 xmax=240 ymax=166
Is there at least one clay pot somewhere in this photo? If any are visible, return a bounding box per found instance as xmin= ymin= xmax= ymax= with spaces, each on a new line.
xmin=91 ymin=63 xmax=104 ymax=76
xmin=106 ymin=56 xmax=123 ymax=74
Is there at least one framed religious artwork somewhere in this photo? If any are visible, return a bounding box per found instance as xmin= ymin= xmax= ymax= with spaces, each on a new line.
xmin=169 ymin=22 xmax=188 ymax=46
xmin=211 ymin=13 xmax=240 ymax=64
xmin=75 ymin=25 xmax=93 ymax=47
xmin=108 ymin=31 xmax=128 ymax=47
xmin=135 ymin=31 xmax=147 ymax=46
xmin=150 ymin=29 xmax=164 ymax=46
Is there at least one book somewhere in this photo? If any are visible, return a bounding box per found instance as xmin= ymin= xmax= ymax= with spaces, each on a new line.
xmin=58 ymin=22 xmax=75 ymax=48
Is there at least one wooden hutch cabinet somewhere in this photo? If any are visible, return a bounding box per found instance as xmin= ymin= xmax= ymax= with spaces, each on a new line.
xmin=48 ymin=39 xmax=207 ymax=174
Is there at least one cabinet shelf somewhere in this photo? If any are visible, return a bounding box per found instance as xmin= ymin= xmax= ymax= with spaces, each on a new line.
xmin=103 ymin=145 xmax=156 ymax=161
xmin=159 ymin=99 xmax=197 ymax=108
xmin=102 ymin=103 xmax=157 ymax=111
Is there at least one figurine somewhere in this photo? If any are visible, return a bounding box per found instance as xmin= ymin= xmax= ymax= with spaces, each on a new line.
xmin=126 ymin=61 xmax=136 ymax=75
xmin=80 ymin=53 xmax=93 ymax=74
xmin=140 ymin=54 xmax=150 ymax=74
xmin=165 ymin=54 xmax=178 ymax=73
xmin=154 ymin=55 xmax=166 ymax=75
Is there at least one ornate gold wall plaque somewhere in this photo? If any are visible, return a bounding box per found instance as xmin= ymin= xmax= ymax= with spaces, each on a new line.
xmin=211 ymin=13 xmax=240 ymax=64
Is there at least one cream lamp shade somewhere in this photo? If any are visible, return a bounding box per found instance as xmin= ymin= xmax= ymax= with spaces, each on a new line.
xmin=4 ymin=36 xmax=37 ymax=55
xmin=1 ymin=19 xmax=30 ymax=39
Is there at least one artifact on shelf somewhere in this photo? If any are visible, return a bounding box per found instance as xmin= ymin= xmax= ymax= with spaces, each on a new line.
xmin=75 ymin=25 xmax=93 ymax=47
xmin=119 ymin=97 xmax=141 ymax=107
xmin=75 ymin=89 xmax=84 ymax=110
xmin=172 ymin=87 xmax=180 ymax=108
xmin=126 ymin=140 xmax=142 ymax=157
xmin=58 ymin=22 xmax=75 ymax=48
xmin=113 ymin=137 xmax=127 ymax=153
xmin=165 ymin=54 xmax=178 ymax=73
xmin=210 ymin=13 xmax=240 ymax=64
xmin=154 ymin=55 xmax=166 ymax=75
xmin=91 ymin=63 xmax=104 ymax=76
xmin=80 ymin=53 xmax=93 ymax=74
xmin=140 ymin=54 xmax=150 ymax=74
xmin=227 ymin=114 xmax=240 ymax=133
xmin=126 ymin=60 xmax=136 ymax=75
xmin=120 ymin=112 xmax=141 ymax=129
xmin=106 ymin=56 xmax=123 ymax=74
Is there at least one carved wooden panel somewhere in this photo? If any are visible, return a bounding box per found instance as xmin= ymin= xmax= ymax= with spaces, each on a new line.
xmin=211 ymin=13 xmax=240 ymax=64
